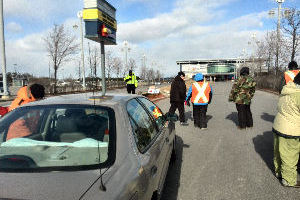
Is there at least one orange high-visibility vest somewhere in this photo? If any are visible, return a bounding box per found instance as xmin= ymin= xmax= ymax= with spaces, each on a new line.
xmin=8 ymin=86 xmax=36 ymax=111
xmin=284 ymin=70 xmax=299 ymax=84
xmin=153 ymin=107 xmax=162 ymax=119
xmin=191 ymin=82 xmax=211 ymax=104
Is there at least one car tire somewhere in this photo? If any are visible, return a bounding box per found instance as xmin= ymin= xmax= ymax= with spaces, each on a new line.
xmin=170 ymin=135 xmax=177 ymax=164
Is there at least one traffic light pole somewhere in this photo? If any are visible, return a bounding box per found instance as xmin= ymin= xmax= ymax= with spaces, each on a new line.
xmin=100 ymin=41 xmax=106 ymax=96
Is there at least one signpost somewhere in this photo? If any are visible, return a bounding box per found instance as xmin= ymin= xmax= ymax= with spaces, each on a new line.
xmin=83 ymin=0 xmax=117 ymax=96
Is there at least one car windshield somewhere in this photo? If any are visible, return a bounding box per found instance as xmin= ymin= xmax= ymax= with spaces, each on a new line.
xmin=0 ymin=105 xmax=114 ymax=172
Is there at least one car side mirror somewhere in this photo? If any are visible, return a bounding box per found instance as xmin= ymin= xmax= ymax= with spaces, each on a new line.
xmin=164 ymin=112 xmax=178 ymax=122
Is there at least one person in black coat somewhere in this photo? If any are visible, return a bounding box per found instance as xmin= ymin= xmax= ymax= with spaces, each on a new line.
xmin=169 ymin=71 xmax=188 ymax=125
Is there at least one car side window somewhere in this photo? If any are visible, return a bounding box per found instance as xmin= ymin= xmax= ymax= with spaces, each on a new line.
xmin=127 ymin=99 xmax=157 ymax=152
xmin=138 ymin=97 xmax=165 ymax=130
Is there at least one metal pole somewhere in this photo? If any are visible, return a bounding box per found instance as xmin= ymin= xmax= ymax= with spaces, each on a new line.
xmin=78 ymin=12 xmax=86 ymax=90
xmin=100 ymin=41 xmax=106 ymax=96
xmin=125 ymin=45 xmax=128 ymax=70
xmin=0 ymin=0 xmax=9 ymax=98
xmin=276 ymin=1 xmax=282 ymax=74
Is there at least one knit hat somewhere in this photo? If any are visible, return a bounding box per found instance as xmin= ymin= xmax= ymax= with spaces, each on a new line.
xmin=194 ymin=73 xmax=204 ymax=81
xmin=178 ymin=71 xmax=185 ymax=77
xmin=288 ymin=61 xmax=298 ymax=70
xmin=240 ymin=67 xmax=249 ymax=76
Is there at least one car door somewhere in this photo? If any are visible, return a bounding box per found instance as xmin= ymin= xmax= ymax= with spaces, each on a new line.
xmin=127 ymin=98 xmax=164 ymax=199
xmin=137 ymin=97 xmax=173 ymax=194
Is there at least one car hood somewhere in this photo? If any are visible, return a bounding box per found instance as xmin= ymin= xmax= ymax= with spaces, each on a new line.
xmin=0 ymin=170 xmax=102 ymax=200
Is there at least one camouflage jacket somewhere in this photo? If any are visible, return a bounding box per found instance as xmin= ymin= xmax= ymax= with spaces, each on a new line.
xmin=229 ymin=75 xmax=256 ymax=105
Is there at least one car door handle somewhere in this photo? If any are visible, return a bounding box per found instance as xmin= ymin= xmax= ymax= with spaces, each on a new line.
xmin=151 ymin=166 xmax=157 ymax=177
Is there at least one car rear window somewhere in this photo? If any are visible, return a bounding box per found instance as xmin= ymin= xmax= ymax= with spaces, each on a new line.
xmin=0 ymin=105 xmax=115 ymax=172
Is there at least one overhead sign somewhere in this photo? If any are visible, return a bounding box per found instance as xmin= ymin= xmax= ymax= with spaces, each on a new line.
xmin=84 ymin=0 xmax=116 ymax=19
xmin=83 ymin=0 xmax=117 ymax=45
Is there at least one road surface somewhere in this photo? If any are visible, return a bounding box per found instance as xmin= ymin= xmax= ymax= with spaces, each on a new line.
xmin=157 ymin=81 xmax=300 ymax=200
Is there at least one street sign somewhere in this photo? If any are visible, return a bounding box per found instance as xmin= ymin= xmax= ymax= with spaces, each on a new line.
xmin=83 ymin=0 xmax=117 ymax=45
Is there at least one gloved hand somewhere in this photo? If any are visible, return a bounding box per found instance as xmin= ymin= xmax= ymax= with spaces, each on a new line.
xmin=185 ymin=100 xmax=190 ymax=107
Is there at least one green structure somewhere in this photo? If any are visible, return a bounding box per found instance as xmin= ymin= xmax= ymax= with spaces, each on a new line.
xmin=207 ymin=64 xmax=235 ymax=74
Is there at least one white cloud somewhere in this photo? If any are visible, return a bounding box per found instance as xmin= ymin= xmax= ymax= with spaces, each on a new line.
xmin=4 ymin=0 xmax=81 ymax=22
xmin=6 ymin=22 xmax=23 ymax=33
xmin=4 ymin=0 xmax=271 ymax=78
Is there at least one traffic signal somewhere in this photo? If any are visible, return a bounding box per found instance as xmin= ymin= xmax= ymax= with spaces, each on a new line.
xmin=101 ymin=24 xmax=111 ymax=37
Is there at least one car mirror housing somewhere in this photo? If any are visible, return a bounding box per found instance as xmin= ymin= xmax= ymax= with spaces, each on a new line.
xmin=164 ymin=112 xmax=178 ymax=122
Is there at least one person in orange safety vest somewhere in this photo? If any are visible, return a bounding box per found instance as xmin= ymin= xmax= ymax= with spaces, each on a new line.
xmin=5 ymin=83 xmax=45 ymax=140
xmin=279 ymin=61 xmax=299 ymax=93
xmin=185 ymin=73 xmax=213 ymax=130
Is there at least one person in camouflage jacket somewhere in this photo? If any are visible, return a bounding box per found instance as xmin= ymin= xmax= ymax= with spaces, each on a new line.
xmin=229 ymin=67 xmax=256 ymax=129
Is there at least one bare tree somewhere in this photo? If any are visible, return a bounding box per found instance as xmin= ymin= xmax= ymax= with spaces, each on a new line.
xmin=155 ymin=69 xmax=162 ymax=81
xmin=87 ymin=43 xmax=99 ymax=78
xmin=44 ymin=24 xmax=79 ymax=93
xmin=140 ymin=65 xmax=147 ymax=80
xmin=105 ymin=51 xmax=114 ymax=81
xmin=281 ymin=7 xmax=300 ymax=61
xmin=112 ymin=57 xmax=123 ymax=78
xmin=128 ymin=58 xmax=137 ymax=72
xmin=146 ymin=68 xmax=155 ymax=84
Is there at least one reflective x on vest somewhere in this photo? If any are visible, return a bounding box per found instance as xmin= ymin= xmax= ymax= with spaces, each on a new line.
xmin=193 ymin=82 xmax=209 ymax=103
xmin=153 ymin=107 xmax=162 ymax=119
xmin=285 ymin=70 xmax=299 ymax=84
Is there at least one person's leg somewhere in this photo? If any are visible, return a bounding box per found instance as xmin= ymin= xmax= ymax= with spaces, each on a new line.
xmin=132 ymin=85 xmax=136 ymax=94
xmin=236 ymin=104 xmax=246 ymax=128
xmin=200 ymin=105 xmax=208 ymax=128
xmin=193 ymin=105 xmax=201 ymax=127
xmin=273 ymin=133 xmax=281 ymax=178
xmin=245 ymin=104 xmax=253 ymax=127
xmin=177 ymin=102 xmax=185 ymax=123
xmin=279 ymin=137 xmax=300 ymax=186
xmin=168 ymin=102 xmax=177 ymax=115
xmin=126 ymin=85 xmax=131 ymax=94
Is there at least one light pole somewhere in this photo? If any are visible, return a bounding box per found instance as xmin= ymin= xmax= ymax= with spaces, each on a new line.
xmin=122 ymin=41 xmax=131 ymax=70
xmin=73 ymin=11 xmax=86 ymax=90
xmin=275 ymin=0 xmax=284 ymax=74
xmin=0 ymin=0 xmax=9 ymax=98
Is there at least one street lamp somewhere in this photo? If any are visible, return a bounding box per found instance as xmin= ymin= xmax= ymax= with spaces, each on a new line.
xmin=275 ymin=0 xmax=284 ymax=73
xmin=0 ymin=0 xmax=9 ymax=98
xmin=122 ymin=41 xmax=131 ymax=70
xmin=73 ymin=11 xmax=86 ymax=90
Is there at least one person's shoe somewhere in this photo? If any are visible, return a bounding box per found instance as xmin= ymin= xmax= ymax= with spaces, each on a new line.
xmin=237 ymin=126 xmax=246 ymax=130
xmin=200 ymin=127 xmax=207 ymax=130
xmin=275 ymin=172 xmax=282 ymax=180
xmin=281 ymin=179 xmax=300 ymax=188
xmin=180 ymin=122 xmax=189 ymax=126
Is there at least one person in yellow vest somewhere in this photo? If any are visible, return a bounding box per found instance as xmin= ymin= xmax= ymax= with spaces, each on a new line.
xmin=185 ymin=73 xmax=213 ymax=129
xmin=279 ymin=61 xmax=299 ymax=93
xmin=273 ymin=73 xmax=300 ymax=187
xmin=124 ymin=70 xmax=138 ymax=94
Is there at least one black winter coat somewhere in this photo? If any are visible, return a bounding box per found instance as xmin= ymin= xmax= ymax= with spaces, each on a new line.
xmin=170 ymin=75 xmax=187 ymax=103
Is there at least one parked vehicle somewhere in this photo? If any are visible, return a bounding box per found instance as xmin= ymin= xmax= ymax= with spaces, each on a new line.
xmin=0 ymin=93 xmax=177 ymax=200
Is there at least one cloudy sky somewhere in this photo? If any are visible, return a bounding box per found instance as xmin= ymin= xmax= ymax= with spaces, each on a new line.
xmin=3 ymin=0 xmax=300 ymax=78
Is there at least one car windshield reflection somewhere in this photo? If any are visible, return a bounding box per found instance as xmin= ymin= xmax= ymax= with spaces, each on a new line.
xmin=0 ymin=105 xmax=114 ymax=172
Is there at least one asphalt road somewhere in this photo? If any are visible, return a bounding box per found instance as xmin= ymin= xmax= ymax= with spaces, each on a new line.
xmin=157 ymin=81 xmax=300 ymax=200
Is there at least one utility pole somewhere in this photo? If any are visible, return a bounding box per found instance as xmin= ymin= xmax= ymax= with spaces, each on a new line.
xmin=74 ymin=11 xmax=86 ymax=90
xmin=276 ymin=0 xmax=284 ymax=74
xmin=122 ymin=41 xmax=131 ymax=70
xmin=0 ymin=0 xmax=9 ymax=98
xmin=100 ymin=41 xmax=106 ymax=96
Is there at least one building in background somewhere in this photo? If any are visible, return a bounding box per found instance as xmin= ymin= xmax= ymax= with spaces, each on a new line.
xmin=177 ymin=58 xmax=267 ymax=81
